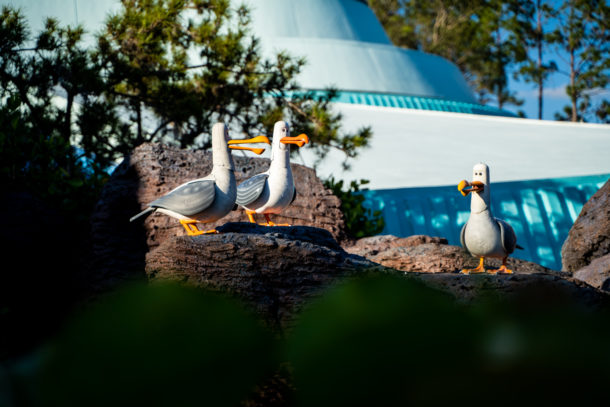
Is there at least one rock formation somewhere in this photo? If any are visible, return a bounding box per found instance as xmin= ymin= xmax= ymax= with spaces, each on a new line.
xmin=144 ymin=224 xmax=609 ymax=329
xmin=145 ymin=223 xmax=381 ymax=329
xmin=89 ymin=143 xmax=346 ymax=291
xmin=573 ymin=253 xmax=610 ymax=292
xmin=346 ymin=234 xmax=559 ymax=275
xmin=562 ymin=179 xmax=610 ymax=271
xmin=89 ymin=143 xmax=610 ymax=322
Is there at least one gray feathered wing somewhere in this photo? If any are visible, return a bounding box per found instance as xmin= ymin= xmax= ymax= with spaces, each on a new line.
xmin=150 ymin=179 xmax=216 ymax=216
xmin=460 ymin=222 xmax=468 ymax=250
xmin=236 ymin=173 xmax=268 ymax=207
xmin=496 ymin=218 xmax=517 ymax=255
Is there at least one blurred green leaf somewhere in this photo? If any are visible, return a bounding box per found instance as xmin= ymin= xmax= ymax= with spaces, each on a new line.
xmin=324 ymin=176 xmax=384 ymax=238
xmin=286 ymin=274 xmax=610 ymax=406
xmin=37 ymin=283 xmax=277 ymax=407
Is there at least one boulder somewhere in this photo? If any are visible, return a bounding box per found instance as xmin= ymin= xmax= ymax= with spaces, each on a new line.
xmin=89 ymin=143 xmax=346 ymax=291
xmin=415 ymin=273 xmax=609 ymax=309
xmin=145 ymin=223 xmax=380 ymax=329
xmin=144 ymin=224 xmax=609 ymax=329
xmin=346 ymin=234 xmax=559 ymax=275
xmin=562 ymin=179 xmax=610 ymax=272
xmin=345 ymin=234 xmax=448 ymax=257
xmin=573 ymin=253 xmax=610 ymax=292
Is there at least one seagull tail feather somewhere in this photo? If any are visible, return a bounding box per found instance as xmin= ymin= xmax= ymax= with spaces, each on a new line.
xmin=130 ymin=207 xmax=155 ymax=222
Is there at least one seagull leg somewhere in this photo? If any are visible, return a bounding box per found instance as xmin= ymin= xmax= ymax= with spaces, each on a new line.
xmin=461 ymin=257 xmax=486 ymax=274
xmin=246 ymin=210 xmax=257 ymax=224
xmin=264 ymin=214 xmax=276 ymax=226
xmin=496 ymin=257 xmax=513 ymax=274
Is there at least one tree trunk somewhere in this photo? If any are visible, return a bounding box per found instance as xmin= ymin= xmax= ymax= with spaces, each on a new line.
xmin=136 ymin=101 xmax=143 ymax=143
xmin=570 ymin=47 xmax=577 ymax=122
xmin=65 ymin=92 xmax=73 ymax=142
xmin=65 ymin=91 xmax=74 ymax=175
xmin=537 ymin=0 xmax=543 ymax=120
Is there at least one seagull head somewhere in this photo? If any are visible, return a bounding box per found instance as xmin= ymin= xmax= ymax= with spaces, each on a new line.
xmin=458 ymin=163 xmax=489 ymax=196
xmin=268 ymin=121 xmax=309 ymax=164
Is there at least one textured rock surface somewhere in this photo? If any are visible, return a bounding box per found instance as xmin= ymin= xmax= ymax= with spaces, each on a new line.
xmin=89 ymin=143 xmax=346 ymax=291
xmin=346 ymin=234 xmax=559 ymax=275
xmin=144 ymin=225 xmax=609 ymax=329
xmin=414 ymin=272 xmax=610 ymax=309
xmin=562 ymin=179 xmax=610 ymax=272
xmin=573 ymin=253 xmax=610 ymax=292
xmin=145 ymin=223 xmax=380 ymax=329
xmin=345 ymin=234 xmax=448 ymax=257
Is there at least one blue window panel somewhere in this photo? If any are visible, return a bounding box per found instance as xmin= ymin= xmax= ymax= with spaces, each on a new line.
xmin=519 ymin=189 xmax=549 ymax=265
xmin=562 ymin=186 xmax=585 ymax=220
xmin=538 ymin=189 xmax=567 ymax=243
xmin=428 ymin=195 xmax=452 ymax=239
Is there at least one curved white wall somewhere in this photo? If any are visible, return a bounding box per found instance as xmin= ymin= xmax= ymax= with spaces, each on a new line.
xmin=245 ymin=0 xmax=478 ymax=103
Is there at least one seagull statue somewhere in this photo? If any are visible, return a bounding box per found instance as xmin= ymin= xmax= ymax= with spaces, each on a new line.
xmin=235 ymin=120 xmax=309 ymax=226
xmin=457 ymin=163 xmax=522 ymax=274
xmin=129 ymin=123 xmax=270 ymax=235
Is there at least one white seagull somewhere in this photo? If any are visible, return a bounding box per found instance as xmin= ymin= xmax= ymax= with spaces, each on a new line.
xmin=457 ymin=163 xmax=522 ymax=274
xmin=129 ymin=122 xmax=270 ymax=235
xmin=235 ymin=120 xmax=309 ymax=226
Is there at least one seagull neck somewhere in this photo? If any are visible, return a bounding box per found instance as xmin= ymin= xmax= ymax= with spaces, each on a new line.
xmin=270 ymin=148 xmax=290 ymax=171
xmin=213 ymin=147 xmax=235 ymax=172
xmin=470 ymin=191 xmax=491 ymax=215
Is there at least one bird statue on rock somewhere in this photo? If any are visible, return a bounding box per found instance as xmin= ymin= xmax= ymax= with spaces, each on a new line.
xmin=129 ymin=123 xmax=270 ymax=235
xmin=235 ymin=120 xmax=309 ymax=226
xmin=457 ymin=163 xmax=522 ymax=274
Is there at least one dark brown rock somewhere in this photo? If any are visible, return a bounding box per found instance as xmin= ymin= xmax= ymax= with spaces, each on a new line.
xmin=145 ymin=223 xmax=380 ymax=329
xmin=562 ymin=179 xmax=610 ymax=272
xmin=144 ymin=225 xmax=609 ymax=330
xmin=414 ymin=273 xmax=610 ymax=310
xmin=89 ymin=143 xmax=346 ymax=291
xmin=346 ymin=234 xmax=559 ymax=275
xmin=573 ymin=253 xmax=610 ymax=292
xmin=344 ymin=234 xmax=448 ymax=257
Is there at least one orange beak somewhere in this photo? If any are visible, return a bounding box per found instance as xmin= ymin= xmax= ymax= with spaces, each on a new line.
xmin=228 ymin=135 xmax=271 ymax=155
xmin=280 ymin=133 xmax=309 ymax=147
xmin=458 ymin=180 xmax=485 ymax=196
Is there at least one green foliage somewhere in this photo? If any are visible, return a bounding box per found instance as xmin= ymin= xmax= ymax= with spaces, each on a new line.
xmin=324 ymin=176 xmax=385 ymax=239
xmin=512 ymin=0 xmax=558 ymax=119
xmin=369 ymin=0 xmax=525 ymax=109
xmin=0 ymin=1 xmax=372 ymax=222
xmin=5 ymin=275 xmax=610 ymax=405
xmin=96 ymin=0 xmax=372 ymax=166
xmin=0 ymin=7 xmax=107 ymax=215
xmin=287 ymin=274 xmax=610 ymax=406
xmin=369 ymin=0 xmax=610 ymax=120
xmin=35 ymin=283 xmax=277 ymax=407
xmin=551 ymin=0 xmax=610 ymax=122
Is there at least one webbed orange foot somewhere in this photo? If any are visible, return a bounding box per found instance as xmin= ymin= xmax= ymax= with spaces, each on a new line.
xmin=494 ymin=258 xmax=513 ymax=274
xmin=496 ymin=265 xmax=513 ymax=274
xmin=262 ymin=214 xmax=291 ymax=227
xmin=461 ymin=257 xmax=486 ymax=274
xmin=180 ymin=219 xmax=205 ymax=236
